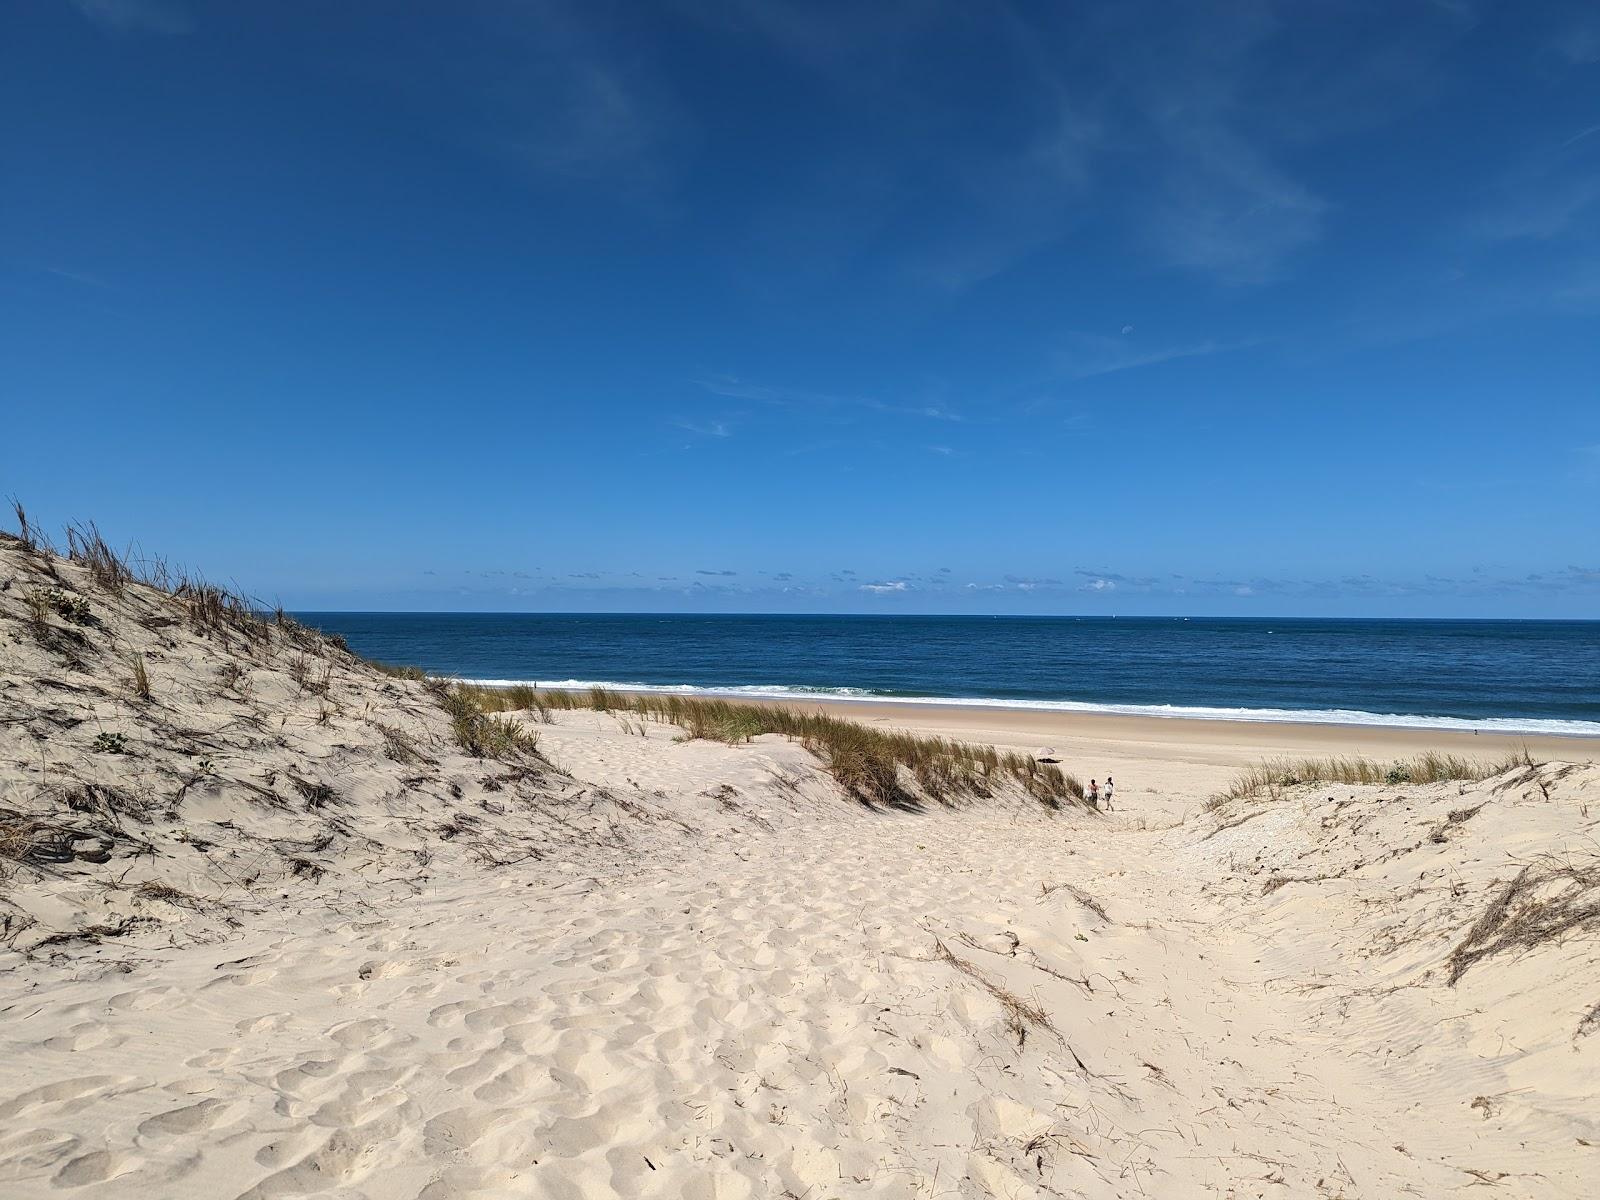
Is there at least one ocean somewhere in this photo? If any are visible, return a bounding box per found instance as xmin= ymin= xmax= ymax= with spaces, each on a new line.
xmin=295 ymin=613 xmax=1600 ymax=737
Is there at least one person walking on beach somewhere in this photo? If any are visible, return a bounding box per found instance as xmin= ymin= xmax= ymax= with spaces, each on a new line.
xmin=1104 ymin=775 xmax=1114 ymax=811
xmin=1088 ymin=779 xmax=1100 ymax=809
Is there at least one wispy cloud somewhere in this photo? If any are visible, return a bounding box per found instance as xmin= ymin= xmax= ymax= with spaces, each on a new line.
xmin=694 ymin=376 xmax=965 ymax=423
xmin=675 ymin=418 xmax=733 ymax=438
xmin=44 ymin=265 xmax=114 ymax=289
xmin=1055 ymin=331 xmax=1255 ymax=380
xmin=1554 ymin=18 xmax=1600 ymax=65
xmin=71 ymin=0 xmax=192 ymax=35
xmin=1576 ymin=443 xmax=1600 ymax=481
xmin=696 ymin=376 xmax=833 ymax=405
xmin=426 ymin=3 xmax=689 ymax=202
xmin=1472 ymin=164 xmax=1600 ymax=242
xmin=1139 ymin=125 xmax=1325 ymax=284
xmin=1467 ymin=105 xmax=1600 ymax=243
xmin=860 ymin=580 xmax=908 ymax=594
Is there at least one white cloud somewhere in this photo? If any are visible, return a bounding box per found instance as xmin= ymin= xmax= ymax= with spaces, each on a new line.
xmin=860 ymin=580 xmax=908 ymax=593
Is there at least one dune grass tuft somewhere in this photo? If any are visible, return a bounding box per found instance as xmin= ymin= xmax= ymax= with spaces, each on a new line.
xmin=65 ymin=521 xmax=133 ymax=596
xmin=8 ymin=498 xmax=44 ymax=553
xmin=454 ymin=684 xmax=1083 ymax=810
xmin=127 ymin=652 xmax=151 ymax=701
xmin=439 ymin=687 xmax=541 ymax=760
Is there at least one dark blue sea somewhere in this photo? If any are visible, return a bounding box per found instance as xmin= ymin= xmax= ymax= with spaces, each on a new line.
xmin=295 ymin=613 xmax=1600 ymax=737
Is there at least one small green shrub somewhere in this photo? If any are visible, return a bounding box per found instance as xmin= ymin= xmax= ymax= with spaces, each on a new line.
xmin=92 ymin=732 xmax=128 ymax=754
xmin=24 ymin=587 xmax=91 ymax=629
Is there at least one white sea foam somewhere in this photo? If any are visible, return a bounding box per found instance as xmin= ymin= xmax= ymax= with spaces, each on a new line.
xmin=463 ymin=677 xmax=1600 ymax=738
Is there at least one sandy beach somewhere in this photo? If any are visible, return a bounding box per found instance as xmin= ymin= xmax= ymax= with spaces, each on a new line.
xmin=3 ymin=538 xmax=1598 ymax=1199
xmin=12 ymin=5 xmax=1599 ymax=1194
xmin=733 ymin=695 xmax=1600 ymax=814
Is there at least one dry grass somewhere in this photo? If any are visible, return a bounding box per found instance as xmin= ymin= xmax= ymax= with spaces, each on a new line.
xmin=0 ymin=818 xmax=37 ymax=867
xmin=65 ymin=521 xmax=132 ymax=596
xmin=1041 ymin=881 xmax=1109 ymax=921
xmin=440 ymin=688 xmax=541 ymax=760
xmin=176 ymin=579 xmax=269 ymax=645
xmin=21 ymin=587 xmax=91 ymax=639
xmin=931 ymin=936 xmax=1056 ymax=1047
xmin=8 ymin=498 xmax=43 ymax=553
xmin=4 ymin=504 xmax=1070 ymax=811
xmin=134 ymin=881 xmax=192 ymax=906
xmin=371 ymin=660 xmax=428 ymax=682
xmin=1213 ymin=749 xmax=1535 ymax=806
xmin=22 ymin=588 xmax=51 ymax=637
xmin=371 ymin=720 xmax=436 ymax=766
xmin=127 ymin=652 xmax=151 ymax=701
xmin=1446 ymin=855 xmax=1600 ymax=985
xmin=456 ymin=684 xmax=1083 ymax=810
xmin=7 ymin=503 xmax=308 ymax=656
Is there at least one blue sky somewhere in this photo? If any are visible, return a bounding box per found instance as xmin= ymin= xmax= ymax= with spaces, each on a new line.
xmin=3 ymin=0 xmax=1598 ymax=616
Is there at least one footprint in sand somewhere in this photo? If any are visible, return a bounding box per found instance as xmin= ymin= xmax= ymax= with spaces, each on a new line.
xmin=136 ymin=1097 xmax=233 ymax=1139
xmin=235 ymin=1012 xmax=293 ymax=1036
xmin=41 ymin=1022 xmax=124 ymax=1053
xmin=328 ymin=1017 xmax=406 ymax=1051
xmin=416 ymin=1166 xmax=528 ymax=1200
xmin=54 ymin=1147 xmax=140 ymax=1187
xmin=0 ymin=1075 xmax=131 ymax=1121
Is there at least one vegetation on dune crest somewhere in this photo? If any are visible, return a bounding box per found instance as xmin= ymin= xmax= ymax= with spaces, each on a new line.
xmin=14 ymin=502 xmax=1543 ymax=818
xmin=1214 ymin=749 xmax=1537 ymax=806
xmin=8 ymin=499 xmax=320 ymax=654
xmin=454 ymin=683 xmax=1085 ymax=810
xmin=3 ymin=502 xmax=542 ymax=766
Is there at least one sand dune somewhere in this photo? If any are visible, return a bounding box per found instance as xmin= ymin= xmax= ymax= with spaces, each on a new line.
xmin=3 ymin=535 xmax=1597 ymax=1197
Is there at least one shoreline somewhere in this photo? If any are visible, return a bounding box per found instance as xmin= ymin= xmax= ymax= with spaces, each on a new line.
xmin=579 ymin=689 xmax=1600 ymax=801
xmin=764 ymin=694 xmax=1600 ymax=760
xmin=479 ymin=682 xmax=1600 ymax=753
xmin=467 ymin=684 xmax=1600 ymax=742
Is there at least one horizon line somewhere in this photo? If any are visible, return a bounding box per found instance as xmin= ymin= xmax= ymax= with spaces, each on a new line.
xmin=289 ymin=609 xmax=1600 ymax=624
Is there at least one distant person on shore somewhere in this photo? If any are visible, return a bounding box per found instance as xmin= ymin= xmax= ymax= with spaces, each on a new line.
xmin=1104 ymin=775 xmax=1114 ymax=811
xmin=1088 ymin=779 xmax=1100 ymax=808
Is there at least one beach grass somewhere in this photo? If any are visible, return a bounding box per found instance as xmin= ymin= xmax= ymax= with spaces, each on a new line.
xmin=439 ymin=686 xmax=541 ymax=760
xmin=1214 ymin=748 xmax=1536 ymax=805
xmin=453 ymin=683 xmax=1083 ymax=810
